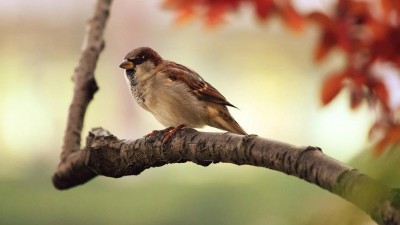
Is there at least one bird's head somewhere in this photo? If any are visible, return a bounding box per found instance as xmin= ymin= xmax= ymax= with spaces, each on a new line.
xmin=119 ymin=47 xmax=163 ymax=81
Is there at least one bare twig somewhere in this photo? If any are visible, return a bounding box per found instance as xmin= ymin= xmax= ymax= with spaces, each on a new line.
xmin=52 ymin=0 xmax=112 ymax=189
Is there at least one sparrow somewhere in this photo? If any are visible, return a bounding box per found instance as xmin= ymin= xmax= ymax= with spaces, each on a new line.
xmin=119 ymin=47 xmax=247 ymax=139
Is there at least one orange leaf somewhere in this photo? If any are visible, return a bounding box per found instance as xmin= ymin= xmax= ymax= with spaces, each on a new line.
xmin=176 ymin=7 xmax=196 ymax=25
xmin=280 ymin=4 xmax=304 ymax=32
xmin=374 ymin=137 xmax=390 ymax=156
xmin=321 ymin=72 xmax=346 ymax=105
xmin=380 ymin=0 xmax=392 ymax=13
xmin=309 ymin=13 xmax=337 ymax=62
xmin=380 ymin=0 xmax=400 ymax=15
xmin=307 ymin=12 xmax=333 ymax=28
xmin=374 ymin=125 xmax=400 ymax=155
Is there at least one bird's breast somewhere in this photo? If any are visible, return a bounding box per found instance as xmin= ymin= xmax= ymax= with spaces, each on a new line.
xmin=125 ymin=74 xmax=148 ymax=109
xmin=131 ymin=85 xmax=146 ymax=107
xmin=144 ymin=80 xmax=208 ymax=128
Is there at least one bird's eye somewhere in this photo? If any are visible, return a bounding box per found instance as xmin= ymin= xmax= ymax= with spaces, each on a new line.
xmin=130 ymin=55 xmax=146 ymax=65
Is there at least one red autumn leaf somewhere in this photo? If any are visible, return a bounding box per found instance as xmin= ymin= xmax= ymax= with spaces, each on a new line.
xmin=352 ymin=72 xmax=367 ymax=87
xmin=381 ymin=0 xmax=400 ymax=15
xmin=254 ymin=0 xmax=275 ymax=20
xmin=375 ymin=28 xmax=400 ymax=63
xmin=163 ymin=0 xmax=196 ymax=9
xmin=381 ymin=0 xmax=391 ymax=13
xmin=374 ymin=136 xmax=390 ymax=156
xmin=279 ymin=3 xmax=304 ymax=32
xmin=333 ymin=0 xmax=371 ymax=54
xmin=348 ymin=0 xmax=369 ymax=17
xmin=350 ymin=73 xmax=366 ymax=110
xmin=163 ymin=0 xmax=199 ymax=24
xmin=335 ymin=21 xmax=352 ymax=53
xmin=307 ymin=12 xmax=333 ymax=28
xmin=321 ymin=71 xmax=346 ymax=105
xmin=371 ymin=80 xmax=390 ymax=112
xmin=308 ymin=13 xmax=337 ymax=62
xmin=314 ymin=30 xmax=337 ymax=62
xmin=206 ymin=2 xmax=228 ymax=27
xmin=365 ymin=18 xmax=386 ymax=41
xmin=374 ymin=125 xmax=400 ymax=155
xmin=350 ymin=87 xmax=363 ymax=110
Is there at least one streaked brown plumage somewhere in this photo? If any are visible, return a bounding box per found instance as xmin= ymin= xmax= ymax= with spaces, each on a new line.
xmin=119 ymin=47 xmax=247 ymax=135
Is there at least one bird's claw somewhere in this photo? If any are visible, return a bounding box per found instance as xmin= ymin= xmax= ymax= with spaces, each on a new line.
xmin=145 ymin=125 xmax=185 ymax=145
xmin=145 ymin=127 xmax=173 ymax=143
xmin=162 ymin=125 xmax=186 ymax=146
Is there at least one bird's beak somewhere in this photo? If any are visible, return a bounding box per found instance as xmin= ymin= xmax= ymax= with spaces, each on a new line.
xmin=119 ymin=60 xmax=134 ymax=69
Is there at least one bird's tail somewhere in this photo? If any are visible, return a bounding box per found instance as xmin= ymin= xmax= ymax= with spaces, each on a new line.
xmin=207 ymin=105 xmax=247 ymax=135
xmin=222 ymin=117 xmax=247 ymax=135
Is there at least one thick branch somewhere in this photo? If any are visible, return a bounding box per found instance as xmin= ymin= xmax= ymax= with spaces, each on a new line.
xmin=52 ymin=0 xmax=112 ymax=189
xmin=82 ymin=127 xmax=400 ymax=225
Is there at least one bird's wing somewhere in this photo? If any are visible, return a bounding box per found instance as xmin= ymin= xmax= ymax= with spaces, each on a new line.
xmin=160 ymin=61 xmax=237 ymax=108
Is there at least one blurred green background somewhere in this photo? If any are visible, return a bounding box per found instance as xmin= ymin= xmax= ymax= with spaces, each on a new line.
xmin=1 ymin=0 xmax=396 ymax=224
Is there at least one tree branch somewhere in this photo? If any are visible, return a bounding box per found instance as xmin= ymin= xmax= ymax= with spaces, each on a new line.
xmin=82 ymin=127 xmax=400 ymax=225
xmin=52 ymin=0 xmax=112 ymax=189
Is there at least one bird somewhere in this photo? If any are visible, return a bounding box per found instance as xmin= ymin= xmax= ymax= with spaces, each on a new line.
xmin=119 ymin=47 xmax=247 ymax=140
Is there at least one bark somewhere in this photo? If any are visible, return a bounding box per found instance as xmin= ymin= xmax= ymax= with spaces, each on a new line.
xmin=52 ymin=0 xmax=112 ymax=189
xmin=82 ymin=127 xmax=400 ymax=225
xmin=52 ymin=0 xmax=400 ymax=224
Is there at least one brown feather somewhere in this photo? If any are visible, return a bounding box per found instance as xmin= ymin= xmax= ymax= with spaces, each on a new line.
xmin=206 ymin=104 xmax=247 ymax=135
xmin=159 ymin=61 xmax=237 ymax=108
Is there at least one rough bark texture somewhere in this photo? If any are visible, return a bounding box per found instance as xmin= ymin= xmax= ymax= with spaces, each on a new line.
xmin=52 ymin=0 xmax=112 ymax=189
xmin=82 ymin=127 xmax=400 ymax=225
xmin=52 ymin=0 xmax=400 ymax=224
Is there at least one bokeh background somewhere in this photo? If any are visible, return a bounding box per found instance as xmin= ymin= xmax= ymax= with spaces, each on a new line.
xmin=0 ymin=0 xmax=396 ymax=224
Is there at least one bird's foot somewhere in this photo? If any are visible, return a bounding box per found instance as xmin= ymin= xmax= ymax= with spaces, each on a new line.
xmin=145 ymin=127 xmax=174 ymax=143
xmin=162 ymin=124 xmax=186 ymax=145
